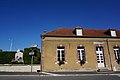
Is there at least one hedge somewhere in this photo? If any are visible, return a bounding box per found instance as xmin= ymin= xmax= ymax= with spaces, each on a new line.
xmin=0 ymin=51 xmax=16 ymax=64
xmin=0 ymin=48 xmax=41 ymax=64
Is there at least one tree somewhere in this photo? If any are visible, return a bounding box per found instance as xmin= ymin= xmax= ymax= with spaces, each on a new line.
xmin=0 ymin=51 xmax=16 ymax=64
xmin=0 ymin=49 xmax=2 ymax=52
xmin=23 ymin=48 xmax=41 ymax=64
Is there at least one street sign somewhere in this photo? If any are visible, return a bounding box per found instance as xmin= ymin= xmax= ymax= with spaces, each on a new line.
xmin=29 ymin=51 xmax=35 ymax=56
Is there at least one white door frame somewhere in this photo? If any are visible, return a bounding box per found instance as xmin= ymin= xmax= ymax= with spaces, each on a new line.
xmin=96 ymin=46 xmax=105 ymax=68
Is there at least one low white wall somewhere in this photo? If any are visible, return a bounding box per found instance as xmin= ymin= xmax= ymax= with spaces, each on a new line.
xmin=0 ymin=65 xmax=40 ymax=72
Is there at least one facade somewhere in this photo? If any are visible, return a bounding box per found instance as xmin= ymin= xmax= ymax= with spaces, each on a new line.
xmin=41 ymin=26 xmax=120 ymax=72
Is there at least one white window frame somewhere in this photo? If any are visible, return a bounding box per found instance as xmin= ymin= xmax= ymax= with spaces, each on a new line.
xmin=96 ymin=46 xmax=105 ymax=67
xmin=57 ymin=48 xmax=65 ymax=62
xmin=78 ymin=49 xmax=84 ymax=60
xmin=77 ymin=47 xmax=85 ymax=61
xmin=76 ymin=29 xmax=83 ymax=36
xmin=113 ymin=47 xmax=120 ymax=60
xmin=111 ymin=30 xmax=117 ymax=37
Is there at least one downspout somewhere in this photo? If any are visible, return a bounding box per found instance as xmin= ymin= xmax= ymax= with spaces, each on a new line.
xmin=106 ymin=39 xmax=113 ymax=71
xmin=40 ymin=34 xmax=44 ymax=72
xmin=40 ymin=31 xmax=46 ymax=72
xmin=40 ymin=39 xmax=43 ymax=72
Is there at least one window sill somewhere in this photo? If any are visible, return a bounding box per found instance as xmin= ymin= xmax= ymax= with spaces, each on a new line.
xmin=77 ymin=61 xmax=88 ymax=63
xmin=55 ymin=61 xmax=67 ymax=64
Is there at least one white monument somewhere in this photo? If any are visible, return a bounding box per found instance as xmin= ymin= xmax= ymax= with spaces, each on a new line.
xmin=15 ymin=49 xmax=24 ymax=63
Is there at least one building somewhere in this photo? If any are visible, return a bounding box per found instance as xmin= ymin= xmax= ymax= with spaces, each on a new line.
xmin=41 ymin=26 xmax=120 ymax=72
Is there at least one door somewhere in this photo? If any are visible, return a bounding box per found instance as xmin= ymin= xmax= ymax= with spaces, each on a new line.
xmin=96 ymin=46 xmax=105 ymax=68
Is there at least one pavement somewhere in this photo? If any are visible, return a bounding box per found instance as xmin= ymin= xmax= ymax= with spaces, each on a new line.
xmin=0 ymin=74 xmax=120 ymax=80
xmin=0 ymin=71 xmax=119 ymax=76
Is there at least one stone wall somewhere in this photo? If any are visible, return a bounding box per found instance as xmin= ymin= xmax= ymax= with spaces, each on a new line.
xmin=0 ymin=64 xmax=40 ymax=72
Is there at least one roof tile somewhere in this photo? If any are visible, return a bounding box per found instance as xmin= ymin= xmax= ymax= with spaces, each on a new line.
xmin=44 ymin=28 xmax=120 ymax=37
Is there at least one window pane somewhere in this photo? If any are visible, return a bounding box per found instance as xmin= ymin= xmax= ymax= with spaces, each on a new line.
xmin=97 ymin=56 xmax=99 ymax=59
xmin=117 ymin=52 xmax=120 ymax=59
xmin=62 ymin=50 xmax=65 ymax=61
xmin=96 ymin=46 xmax=103 ymax=51
xmin=57 ymin=46 xmax=65 ymax=62
xmin=57 ymin=50 xmax=60 ymax=61
xmin=62 ymin=57 xmax=65 ymax=61
xmin=77 ymin=46 xmax=84 ymax=49
xmin=114 ymin=50 xmax=117 ymax=59
xmin=100 ymin=47 xmax=103 ymax=51
xmin=113 ymin=46 xmax=120 ymax=59
xmin=57 ymin=46 xmax=65 ymax=49
xmin=57 ymin=51 xmax=60 ymax=57
xmin=111 ymin=31 xmax=117 ymax=37
xmin=118 ymin=54 xmax=120 ymax=59
xmin=58 ymin=58 xmax=60 ymax=61
xmin=62 ymin=50 xmax=64 ymax=54
xmin=62 ymin=53 xmax=64 ymax=57
xmin=97 ymin=61 xmax=100 ymax=63
xmin=82 ymin=50 xmax=84 ymax=54
xmin=96 ymin=47 xmax=98 ymax=51
xmin=77 ymin=46 xmax=86 ymax=61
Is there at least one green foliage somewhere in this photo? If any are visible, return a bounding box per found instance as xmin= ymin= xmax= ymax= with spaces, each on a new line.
xmin=0 ymin=49 xmax=2 ymax=52
xmin=23 ymin=48 xmax=41 ymax=64
xmin=0 ymin=51 xmax=16 ymax=64
xmin=0 ymin=48 xmax=41 ymax=64
xmin=23 ymin=48 xmax=31 ymax=64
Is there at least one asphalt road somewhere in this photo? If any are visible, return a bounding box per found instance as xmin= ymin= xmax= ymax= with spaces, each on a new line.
xmin=0 ymin=72 xmax=119 ymax=80
xmin=0 ymin=75 xmax=120 ymax=80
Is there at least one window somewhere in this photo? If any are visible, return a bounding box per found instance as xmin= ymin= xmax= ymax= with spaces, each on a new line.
xmin=96 ymin=46 xmax=104 ymax=64
xmin=113 ymin=46 xmax=120 ymax=60
xmin=57 ymin=46 xmax=65 ymax=62
xmin=111 ymin=30 xmax=117 ymax=37
xmin=96 ymin=46 xmax=103 ymax=51
xmin=76 ymin=29 xmax=83 ymax=36
xmin=77 ymin=46 xmax=86 ymax=61
xmin=75 ymin=26 xmax=83 ymax=36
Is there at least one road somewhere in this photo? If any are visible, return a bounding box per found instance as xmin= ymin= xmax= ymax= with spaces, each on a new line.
xmin=0 ymin=75 xmax=120 ymax=80
xmin=0 ymin=72 xmax=120 ymax=80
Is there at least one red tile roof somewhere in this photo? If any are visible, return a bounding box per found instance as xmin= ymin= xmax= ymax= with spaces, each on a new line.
xmin=44 ymin=28 xmax=120 ymax=37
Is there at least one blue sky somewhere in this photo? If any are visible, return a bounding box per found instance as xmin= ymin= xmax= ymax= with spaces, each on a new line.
xmin=0 ymin=0 xmax=120 ymax=51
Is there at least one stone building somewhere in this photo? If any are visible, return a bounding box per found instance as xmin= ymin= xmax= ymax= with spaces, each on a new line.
xmin=41 ymin=26 xmax=120 ymax=72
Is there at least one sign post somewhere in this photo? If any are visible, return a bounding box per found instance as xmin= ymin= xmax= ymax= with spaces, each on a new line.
xmin=29 ymin=50 xmax=35 ymax=72
xmin=31 ymin=56 xmax=33 ymax=72
xmin=29 ymin=44 xmax=38 ymax=72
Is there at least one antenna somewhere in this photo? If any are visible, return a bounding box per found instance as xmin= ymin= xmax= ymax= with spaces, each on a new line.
xmin=9 ymin=38 xmax=13 ymax=51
